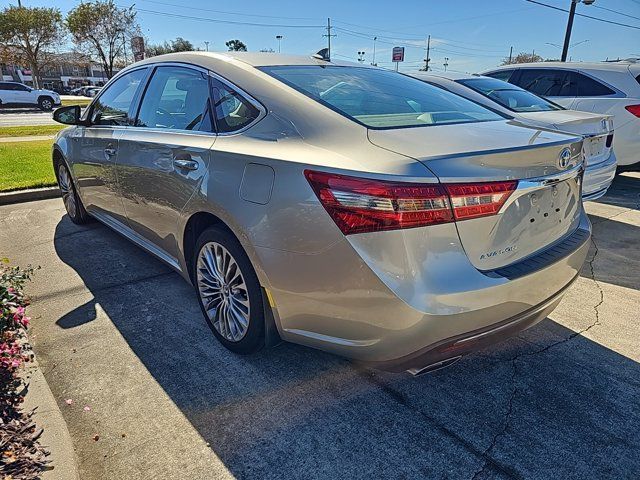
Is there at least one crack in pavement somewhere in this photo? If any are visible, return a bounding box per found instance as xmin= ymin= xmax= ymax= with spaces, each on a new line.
xmin=470 ymin=236 xmax=604 ymax=479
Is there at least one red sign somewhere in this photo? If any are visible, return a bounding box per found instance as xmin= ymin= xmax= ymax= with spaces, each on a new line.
xmin=392 ymin=47 xmax=405 ymax=62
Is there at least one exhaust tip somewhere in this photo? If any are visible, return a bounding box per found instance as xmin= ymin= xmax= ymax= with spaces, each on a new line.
xmin=407 ymin=356 xmax=462 ymax=376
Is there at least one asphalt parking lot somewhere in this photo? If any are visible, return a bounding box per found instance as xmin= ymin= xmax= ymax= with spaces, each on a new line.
xmin=0 ymin=173 xmax=638 ymax=480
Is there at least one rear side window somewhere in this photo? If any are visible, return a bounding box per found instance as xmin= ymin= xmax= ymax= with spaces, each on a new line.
xmin=485 ymin=70 xmax=515 ymax=83
xmin=572 ymin=72 xmax=616 ymax=96
xmin=260 ymin=65 xmax=503 ymax=129
xmin=91 ymin=69 xmax=146 ymax=126
xmin=515 ymin=69 xmax=573 ymax=97
xmin=457 ymin=77 xmax=563 ymax=112
xmin=136 ymin=66 xmax=212 ymax=132
xmin=210 ymin=78 xmax=261 ymax=133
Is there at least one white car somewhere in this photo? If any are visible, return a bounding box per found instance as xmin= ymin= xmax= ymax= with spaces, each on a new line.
xmin=0 ymin=81 xmax=61 ymax=111
xmin=410 ymin=72 xmax=616 ymax=200
xmin=482 ymin=62 xmax=640 ymax=169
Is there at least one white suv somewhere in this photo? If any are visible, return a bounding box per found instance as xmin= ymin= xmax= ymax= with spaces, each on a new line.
xmin=483 ymin=62 xmax=640 ymax=169
xmin=0 ymin=81 xmax=61 ymax=111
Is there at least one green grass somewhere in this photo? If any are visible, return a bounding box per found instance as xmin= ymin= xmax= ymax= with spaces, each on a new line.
xmin=61 ymin=98 xmax=91 ymax=107
xmin=0 ymin=125 xmax=65 ymax=138
xmin=0 ymin=140 xmax=56 ymax=192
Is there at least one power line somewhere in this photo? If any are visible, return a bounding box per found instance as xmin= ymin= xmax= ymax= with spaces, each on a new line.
xmin=131 ymin=6 xmax=324 ymax=28
xmin=524 ymin=0 xmax=640 ymax=30
xmin=592 ymin=5 xmax=640 ymax=22
xmin=137 ymin=0 xmax=323 ymax=21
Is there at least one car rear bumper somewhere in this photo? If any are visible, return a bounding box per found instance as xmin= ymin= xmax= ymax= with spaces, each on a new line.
xmin=583 ymin=152 xmax=617 ymax=200
xmin=255 ymin=212 xmax=592 ymax=368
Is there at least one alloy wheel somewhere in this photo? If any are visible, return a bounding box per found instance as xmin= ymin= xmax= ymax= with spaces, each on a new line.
xmin=41 ymin=99 xmax=52 ymax=110
xmin=196 ymin=242 xmax=250 ymax=342
xmin=58 ymin=164 xmax=77 ymax=219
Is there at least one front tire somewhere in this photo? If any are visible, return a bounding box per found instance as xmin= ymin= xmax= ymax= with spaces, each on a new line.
xmin=193 ymin=226 xmax=265 ymax=354
xmin=38 ymin=96 xmax=53 ymax=111
xmin=56 ymin=162 xmax=91 ymax=224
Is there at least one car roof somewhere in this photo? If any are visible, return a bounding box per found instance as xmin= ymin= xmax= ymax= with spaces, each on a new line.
xmin=132 ymin=51 xmax=362 ymax=69
xmin=486 ymin=61 xmax=635 ymax=73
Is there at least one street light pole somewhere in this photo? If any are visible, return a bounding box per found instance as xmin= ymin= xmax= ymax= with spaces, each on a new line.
xmin=561 ymin=0 xmax=594 ymax=62
xmin=276 ymin=35 xmax=283 ymax=53
xmin=371 ymin=36 xmax=377 ymax=66
xmin=204 ymin=41 xmax=209 ymax=52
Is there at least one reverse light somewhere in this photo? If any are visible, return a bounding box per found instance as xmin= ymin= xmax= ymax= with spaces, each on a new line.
xmin=305 ymin=170 xmax=517 ymax=235
xmin=625 ymin=105 xmax=640 ymax=118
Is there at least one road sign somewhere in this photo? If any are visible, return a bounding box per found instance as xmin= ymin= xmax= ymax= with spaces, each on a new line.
xmin=392 ymin=47 xmax=405 ymax=62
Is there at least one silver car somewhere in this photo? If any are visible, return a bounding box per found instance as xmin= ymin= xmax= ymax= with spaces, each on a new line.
xmin=52 ymin=52 xmax=591 ymax=374
xmin=409 ymin=71 xmax=617 ymax=200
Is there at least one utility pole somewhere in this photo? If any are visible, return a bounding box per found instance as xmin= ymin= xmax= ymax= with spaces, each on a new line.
xmin=204 ymin=41 xmax=209 ymax=52
xmin=532 ymin=49 xmax=535 ymax=61
xmin=443 ymin=57 xmax=449 ymax=72
xmin=424 ymin=34 xmax=431 ymax=71
xmin=371 ymin=36 xmax=377 ymax=66
xmin=508 ymin=46 xmax=513 ymax=64
xmin=276 ymin=35 xmax=283 ymax=53
xmin=322 ymin=18 xmax=336 ymax=60
xmin=561 ymin=0 xmax=594 ymax=62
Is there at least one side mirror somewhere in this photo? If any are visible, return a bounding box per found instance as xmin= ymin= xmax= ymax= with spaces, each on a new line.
xmin=53 ymin=105 xmax=83 ymax=125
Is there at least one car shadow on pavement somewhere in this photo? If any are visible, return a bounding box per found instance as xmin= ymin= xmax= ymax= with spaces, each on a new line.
xmin=51 ymin=179 xmax=640 ymax=479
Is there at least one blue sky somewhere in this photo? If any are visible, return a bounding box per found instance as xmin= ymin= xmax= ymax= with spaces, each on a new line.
xmin=8 ymin=0 xmax=640 ymax=73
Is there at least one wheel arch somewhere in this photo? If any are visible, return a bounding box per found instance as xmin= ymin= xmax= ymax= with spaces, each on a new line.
xmin=181 ymin=210 xmax=282 ymax=346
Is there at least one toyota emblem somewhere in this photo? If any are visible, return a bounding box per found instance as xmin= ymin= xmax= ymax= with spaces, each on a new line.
xmin=558 ymin=148 xmax=572 ymax=169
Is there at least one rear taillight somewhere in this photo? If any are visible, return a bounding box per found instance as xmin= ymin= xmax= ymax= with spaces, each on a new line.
xmin=625 ymin=105 xmax=640 ymax=118
xmin=305 ymin=170 xmax=517 ymax=235
xmin=446 ymin=182 xmax=517 ymax=220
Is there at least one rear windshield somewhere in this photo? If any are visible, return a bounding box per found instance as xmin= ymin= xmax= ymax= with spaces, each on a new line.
xmin=458 ymin=77 xmax=563 ymax=113
xmin=260 ymin=65 xmax=504 ymax=129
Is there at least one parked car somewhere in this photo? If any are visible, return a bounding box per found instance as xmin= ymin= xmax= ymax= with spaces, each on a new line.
xmin=482 ymin=62 xmax=640 ymax=169
xmin=0 ymin=81 xmax=61 ymax=111
xmin=409 ymin=72 xmax=616 ymax=200
xmin=86 ymin=87 xmax=102 ymax=97
xmin=51 ymin=52 xmax=591 ymax=374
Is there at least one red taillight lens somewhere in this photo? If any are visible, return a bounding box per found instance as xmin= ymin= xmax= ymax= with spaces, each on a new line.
xmin=445 ymin=181 xmax=517 ymax=220
xmin=625 ymin=104 xmax=640 ymax=118
xmin=305 ymin=170 xmax=517 ymax=235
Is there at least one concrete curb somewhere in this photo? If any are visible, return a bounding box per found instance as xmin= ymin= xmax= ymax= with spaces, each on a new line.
xmin=0 ymin=187 xmax=60 ymax=205
xmin=23 ymin=360 xmax=80 ymax=480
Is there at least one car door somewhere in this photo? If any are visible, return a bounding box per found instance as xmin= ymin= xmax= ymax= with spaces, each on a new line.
xmin=116 ymin=64 xmax=216 ymax=263
xmin=512 ymin=68 xmax=577 ymax=108
xmin=11 ymin=83 xmax=33 ymax=105
xmin=67 ymin=68 xmax=148 ymax=224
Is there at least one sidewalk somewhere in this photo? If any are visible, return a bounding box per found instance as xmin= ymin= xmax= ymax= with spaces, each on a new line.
xmin=0 ymin=135 xmax=54 ymax=142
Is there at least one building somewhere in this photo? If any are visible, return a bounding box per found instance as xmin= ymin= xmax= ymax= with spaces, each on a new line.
xmin=1 ymin=52 xmax=117 ymax=91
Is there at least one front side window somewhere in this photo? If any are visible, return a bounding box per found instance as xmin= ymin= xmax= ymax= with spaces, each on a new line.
xmin=136 ymin=66 xmax=212 ymax=131
xmin=514 ymin=69 xmax=573 ymax=97
xmin=458 ymin=77 xmax=563 ymax=112
xmin=90 ymin=68 xmax=146 ymax=126
xmin=210 ymin=78 xmax=260 ymax=133
xmin=260 ymin=66 xmax=503 ymax=129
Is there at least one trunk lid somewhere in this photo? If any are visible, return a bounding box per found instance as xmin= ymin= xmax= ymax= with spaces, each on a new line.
xmin=368 ymin=120 xmax=585 ymax=271
xmin=518 ymin=111 xmax=613 ymax=167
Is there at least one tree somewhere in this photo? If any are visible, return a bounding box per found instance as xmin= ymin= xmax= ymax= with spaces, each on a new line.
xmin=225 ymin=39 xmax=247 ymax=52
xmin=501 ymin=52 xmax=543 ymax=65
xmin=66 ymin=0 xmax=139 ymax=79
xmin=146 ymin=37 xmax=196 ymax=57
xmin=0 ymin=6 xmax=65 ymax=88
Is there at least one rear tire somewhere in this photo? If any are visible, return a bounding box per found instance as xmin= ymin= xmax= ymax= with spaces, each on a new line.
xmin=56 ymin=162 xmax=91 ymax=224
xmin=38 ymin=96 xmax=53 ymax=111
xmin=193 ymin=226 xmax=265 ymax=354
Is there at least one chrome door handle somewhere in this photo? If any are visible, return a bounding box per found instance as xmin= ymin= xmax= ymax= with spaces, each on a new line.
xmin=173 ymin=158 xmax=199 ymax=171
